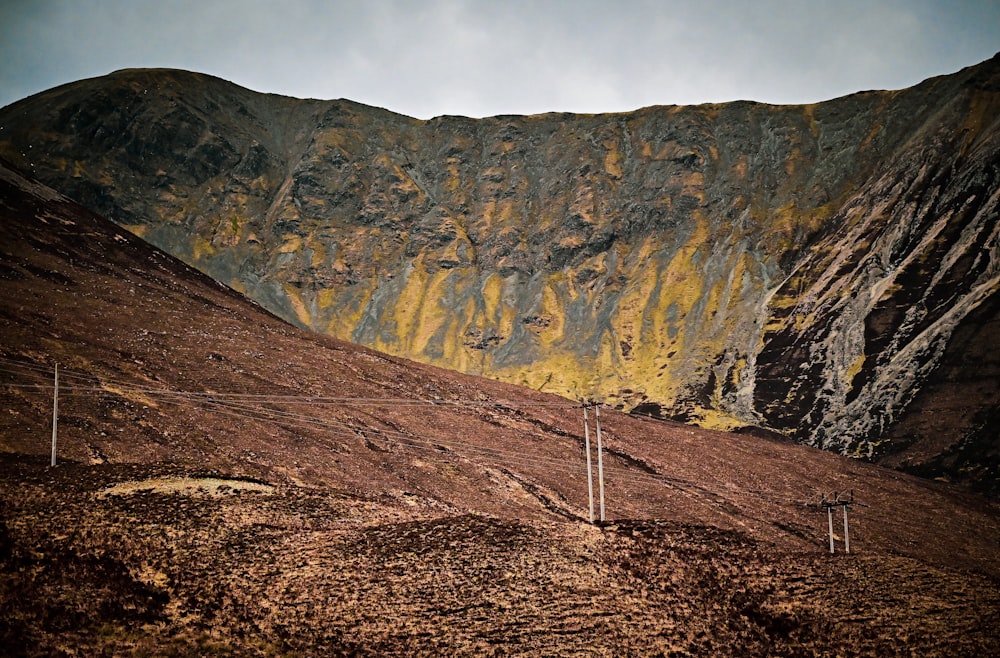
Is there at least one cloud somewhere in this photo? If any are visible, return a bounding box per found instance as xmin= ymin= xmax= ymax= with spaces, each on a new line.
xmin=1 ymin=0 xmax=998 ymax=117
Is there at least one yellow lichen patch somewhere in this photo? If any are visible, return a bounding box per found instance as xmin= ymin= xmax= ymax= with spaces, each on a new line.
xmin=438 ymin=235 xmax=469 ymax=267
xmin=592 ymin=331 xmax=625 ymax=384
xmin=372 ymin=265 xmax=421 ymax=354
xmin=96 ymin=168 xmax=116 ymax=186
xmin=845 ymin=353 xmax=865 ymax=386
xmin=680 ymin=171 xmax=706 ymax=199
xmin=438 ymin=312 xmax=464 ymax=368
xmin=497 ymin=350 xmax=597 ymax=399
xmin=44 ymin=154 xmax=70 ymax=174
xmin=444 ymin=157 xmax=463 ymax=192
xmin=323 ymin=285 xmax=377 ymax=342
xmin=649 ymin=141 xmax=677 ymax=161
xmin=480 ymin=198 xmax=518 ymax=232
xmin=696 ymin=104 xmax=721 ymax=122
xmin=317 ymin=286 xmax=339 ymax=312
xmin=478 ymin=198 xmax=498 ymax=229
xmin=312 ymin=129 xmax=354 ymax=153
xmin=611 ymin=285 xmax=657 ymax=352
xmin=282 ymin=284 xmax=313 ymax=328
xmin=576 ymin=252 xmax=609 ymax=283
xmin=330 ymin=249 xmax=350 ymax=277
xmin=481 ymin=166 xmax=507 ymax=183
xmin=766 ymin=199 xmax=834 ymax=256
xmin=192 ymin=236 xmax=216 ymax=262
xmin=389 ymin=165 xmax=424 ymax=204
xmin=211 ymin=214 xmax=243 ymax=248
xmin=477 ymin=273 xmax=520 ymax=347
xmin=277 ymin=234 xmax=303 ymax=254
xmin=687 ymin=407 xmax=747 ymax=432
xmin=629 ymin=224 xmax=716 ymax=352
xmin=248 ymin=175 xmax=270 ymax=195
xmin=306 ymin=237 xmax=328 ymax=269
xmin=480 ymin=274 xmax=505 ymax=325
xmin=383 ymin=257 xmax=454 ymax=357
xmin=730 ymin=356 xmax=748 ymax=388
xmin=536 ymin=280 xmax=567 ymax=343
xmin=409 ymin=269 xmax=460 ymax=356
xmin=555 ymin=233 xmax=586 ymax=253
xmin=603 ymin=139 xmax=623 ymax=179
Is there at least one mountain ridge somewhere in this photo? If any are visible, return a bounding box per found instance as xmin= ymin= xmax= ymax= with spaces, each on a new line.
xmin=1 ymin=54 xmax=998 ymax=492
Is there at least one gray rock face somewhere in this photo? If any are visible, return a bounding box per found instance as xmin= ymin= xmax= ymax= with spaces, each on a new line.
xmin=1 ymin=57 xmax=998 ymax=492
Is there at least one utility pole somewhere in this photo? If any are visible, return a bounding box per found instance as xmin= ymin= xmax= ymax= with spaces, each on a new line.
xmin=582 ymin=404 xmax=594 ymax=524
xmin=50 ymin=363 xmax=58 ymax=467
xmin=842 ymin=493 xmax=851 ymax=554
xmin=826 ymin=500 xmax=835 ymax=553
xmin=594 ymin=403 xmax=605 ymax=522
xmin=818 ymin=490 xmax=858 ymax=554
xmin=580 ymin=400 xmax=607 ymax=524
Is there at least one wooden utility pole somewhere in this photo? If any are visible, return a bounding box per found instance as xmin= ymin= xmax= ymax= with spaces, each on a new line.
xmin=826 ymin=502 xmax=835 ymax=553
xmin=50 ymin=363 xmax=58 ymax=467
xmin=842 ymin=498 xmax=851 ymax=554
xmin=594 ymin=404 xmax=605 ymax=522
xmin=582 ymin=404 xmax=594 ymax=523
xmin=818 ymin=491 xmax=857 ymax=554
xmin=580 ymin=401 xmax=607 ymax=524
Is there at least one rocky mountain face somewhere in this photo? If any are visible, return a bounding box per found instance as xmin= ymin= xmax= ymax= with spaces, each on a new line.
xmin=3 ymin=159 xmax=1000 ymax=656
xmin=1 ymin=55 xmax=998 ymax=491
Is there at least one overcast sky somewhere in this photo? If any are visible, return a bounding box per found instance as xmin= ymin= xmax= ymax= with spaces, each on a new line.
xmin=1 ymin=0 xmax=997 ymax=119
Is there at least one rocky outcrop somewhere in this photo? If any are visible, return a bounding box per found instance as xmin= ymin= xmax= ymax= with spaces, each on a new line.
xmin=1 ymin=57 xmax=998 ymax=490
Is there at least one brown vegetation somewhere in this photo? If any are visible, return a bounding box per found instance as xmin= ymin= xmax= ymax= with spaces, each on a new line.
xmin=1 ymin=162 xmax=998 ymax=655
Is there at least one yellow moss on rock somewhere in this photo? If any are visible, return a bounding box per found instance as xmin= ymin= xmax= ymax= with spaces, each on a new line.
xmin=277 ymin=235 xmax=303 ymax=254
xmin=603 ymin=139 xmax=623 ymax=179
xmin=282 ymin=284 xmax=313 ymax=328
xmin=845 ymin=353 xmax=865 ymax=386
xmin=192 ymin=237 xmax=216 ymax=262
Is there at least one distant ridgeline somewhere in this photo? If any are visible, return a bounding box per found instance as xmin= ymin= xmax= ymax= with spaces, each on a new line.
xmin=1 ymin=54 xmax=998 ymax=491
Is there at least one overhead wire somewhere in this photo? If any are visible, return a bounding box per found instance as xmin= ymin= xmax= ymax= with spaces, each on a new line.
xmin=0 ymin=355 xmax=814 ymax=510
xmin=0 ymin=361 xmax=573 ymax=408
xmin=0 ymin=358 xmax=589 ymax=473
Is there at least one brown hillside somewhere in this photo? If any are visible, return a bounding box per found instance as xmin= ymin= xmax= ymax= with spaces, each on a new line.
xmin=2 ymin=163 xmax=999 ymax=654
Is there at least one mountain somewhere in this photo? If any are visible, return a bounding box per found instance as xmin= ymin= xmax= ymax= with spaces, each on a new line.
xmin=0 ymin=56 xmax=998 ymax=495
xmin=2 ymin=158 xmax=1000 ymax=655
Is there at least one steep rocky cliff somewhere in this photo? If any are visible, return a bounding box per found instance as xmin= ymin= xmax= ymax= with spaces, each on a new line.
xmin=1 ymin=55 xmax=998 ymax=490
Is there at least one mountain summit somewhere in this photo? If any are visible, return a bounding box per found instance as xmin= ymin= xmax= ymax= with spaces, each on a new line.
xmin=1 ymin=55 xmax=998 ymax=492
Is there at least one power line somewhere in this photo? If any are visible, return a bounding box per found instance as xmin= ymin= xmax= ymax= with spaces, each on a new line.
xmin=1 ymin=354 xmax=819 ymax=525
xmin=0 ymin=359 xmax=575 ymax=408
